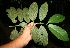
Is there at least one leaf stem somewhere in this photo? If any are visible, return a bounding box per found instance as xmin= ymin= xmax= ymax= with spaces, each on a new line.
xmin=46 ymin=23 xmax=48 ymax=25
xmin=9 ymin=22 xmax=44 ymax=27
xmin=15 ymin=25 xmax=20 ymax=26
xmin=9 ymin=25 xmax=20 ymax=27
xmin=35 ymin=23 xmax=44 ymax=25
xmin=9 ymin=26 xmax=15 ymax=27
xmin=15 ymin=27 xmax=16 ymax=30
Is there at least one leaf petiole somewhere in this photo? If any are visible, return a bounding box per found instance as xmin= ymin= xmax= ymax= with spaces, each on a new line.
xmin=9 ymin=25 xmax=20 ymax=27
xmin=9 ymin=22 xmax=44 ymax=27
xmin=35 ymin=23 xmax=44 ymax=25
xmin=9 ymin=26 xmax=15 ymax=27
xmin=46 ymin=23 xmax=48 ymax=25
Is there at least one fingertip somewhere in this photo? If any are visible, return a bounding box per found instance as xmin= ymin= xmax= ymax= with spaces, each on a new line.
xmin=28 ymin=22 xmax=34 ymax=26
xmin=28 ymin=23 xmax=31 ymax=27
xmin=31 ymin=22 xmax=34 ymax=26
xmin=27 ymin=22 xmax=36 ymax=29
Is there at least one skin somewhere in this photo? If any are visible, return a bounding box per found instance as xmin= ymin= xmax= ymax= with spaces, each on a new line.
xmin=0 ymin=22 xmax=35 ymax=48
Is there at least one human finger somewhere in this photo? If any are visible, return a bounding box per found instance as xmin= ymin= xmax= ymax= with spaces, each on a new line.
xmin=27 ymin=22 xmax=34 ymax=29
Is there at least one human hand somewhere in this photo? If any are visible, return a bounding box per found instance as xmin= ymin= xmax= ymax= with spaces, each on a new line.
xmin=0 ymin=22 xmax=35 ymax=48
xmin=21 ymin=22 xmax=35 ymax=46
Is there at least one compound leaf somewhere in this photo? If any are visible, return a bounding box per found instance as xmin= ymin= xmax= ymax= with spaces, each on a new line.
xmin=19 ymin=22 xmax=27 ymax=28
xmin=47 ymin=14 xmax=65 ymax=24
xmin=39 ymin=2 xmax=48 ymax=21
xmin=32 ymin=26 xmax=48 ymax=46
xmin=10 ymin=29 xmax=20 ymax=40
xmin=28 ymin=2 xmax=38 ymax=21
xmin=22 ymin=8 xmax=30 ymax=23
xmin=48 ymin=24 xmax=69 ymax=41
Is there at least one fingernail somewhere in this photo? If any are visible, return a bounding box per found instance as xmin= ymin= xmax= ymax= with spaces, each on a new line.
xmin=31 ymin=23 xmax=33 ymax=26
xmin=28 ymin=23 xmax=31 ymax=26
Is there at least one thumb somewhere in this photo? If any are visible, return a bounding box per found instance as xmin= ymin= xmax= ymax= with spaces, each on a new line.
xmin=27 ymin=22 xmax=34 ymax=29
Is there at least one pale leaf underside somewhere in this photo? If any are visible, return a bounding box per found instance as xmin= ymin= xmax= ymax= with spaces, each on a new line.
xmin=22 ymin=8 xmax=30 ymax=23
xmin=32 ymin=26 xmax=48 ymax=46
xmin=39 ymin=2 xmax=48 ymax=21
xmin=6 ymin=7 xmax=17 ymax=23
xmin=17 ymin=8 xmax=23 ymax=22
xmin=28 ymin=2 xmax=38 ymax=21
xmin=10 ymin=29 xmax=20 ymax=40
xmin=19 ymin=22 xmax=27 ymax=28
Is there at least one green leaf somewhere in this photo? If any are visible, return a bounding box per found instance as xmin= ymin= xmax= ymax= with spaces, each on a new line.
xmin=17 ymin=8 xmax=23 ymax=22
xmin=22 ymin=8 xmax=30 ymax=23
xmin=48 ymin=24 xmax=69 ymax=41
xmin=28 ymin=2 xmax=38 ymax=21
xmin=47 ymin=14 xmax=65 ymax=24
xmin=10 ymin=29 xmax=20 ymax=40
xmin=39 ymin=2 xmax=48 ymax=21
xmin=6 ymin=7 xmax=17 ymax=23
xmin=19 ymin=28 xmax=23 ymax=35
xmin=31 ymin=26 xmax=39 ymax=43
xmin=11 ymin=18 xmax=17 ymax=23
xmin=38 ymin=25 xmax=48 ymax=46
xmin=32 ymin=26 xmax=48 ymax=46
xmin=19 ymin=22 xmax=27 ymax=28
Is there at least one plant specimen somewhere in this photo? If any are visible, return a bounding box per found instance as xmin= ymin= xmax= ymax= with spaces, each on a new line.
xmin=6 ymin=2 xmax=69 ymax=46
